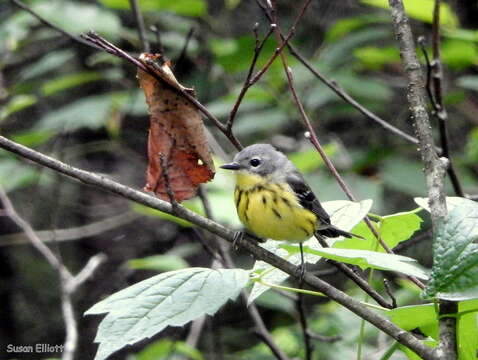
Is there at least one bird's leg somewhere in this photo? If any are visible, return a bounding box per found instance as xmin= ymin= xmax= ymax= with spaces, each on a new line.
xmin=232 ymin=231 xmax=266 ymax=250
xmin=298 ymin=243 xmax=305 ymax=284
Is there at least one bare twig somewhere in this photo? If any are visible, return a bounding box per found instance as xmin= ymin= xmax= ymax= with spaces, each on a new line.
xmin=149 ymin=25 xmax=165 ymax=54
xmin=388 ymin=1 xmax=452 ymax=359
xmin=383 ymin=279 xmax=397 ymax=309
xmin=175 ymin=27 xmax=195 ymax=71
xmin=0 ymin=186 xmax=106 ymax=360
xmin=315 ymin=235 xmax=393 ymax=309
xmin=254 ymin=0 xmax=420 ymax=147
xmin=9 ymin=0 xmax=102 ymax=50
xmin=296 ymin=294 xmax=313 ymax=360
xmin=226 ymin=23 xmax=276 ymax=130
xmin=197 ymin=188 xmax=290 ymax=360
xmin=258 ymin=0 xmax=425 ymax=289
xmin=0 ymin=212 xmax=138 ymax=246
xmin=0 ymin=135 xmax=437 ymax=360
xmin=158 ymin=153 xmax=179 ymax=212
xmin=81 ymin=31 xmax=243 ymax=150
xmin=129 ymin=0 xmax=150 ymax=52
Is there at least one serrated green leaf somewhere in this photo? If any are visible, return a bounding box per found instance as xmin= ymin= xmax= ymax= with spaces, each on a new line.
xmin=86 ymin=268 xmax=250 ymax=360
xmin=248 ymin=200 xmax=372 ymax=304
xmin=293 ymin=247 xmax=428 ymax=279
xmin=422 ymin=198 xmax=478 ymax=300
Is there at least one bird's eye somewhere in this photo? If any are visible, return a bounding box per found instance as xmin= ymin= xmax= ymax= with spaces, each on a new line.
xmin=250 ymin=158 xmax=261 ymax=167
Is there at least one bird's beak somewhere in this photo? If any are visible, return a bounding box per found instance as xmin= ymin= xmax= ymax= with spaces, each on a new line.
xmin=220 ymin=162 xmax=242 ymax=171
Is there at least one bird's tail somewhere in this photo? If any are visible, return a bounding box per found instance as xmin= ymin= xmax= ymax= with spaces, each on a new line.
xmin=316 ymin=225 xmax=364 ymax=240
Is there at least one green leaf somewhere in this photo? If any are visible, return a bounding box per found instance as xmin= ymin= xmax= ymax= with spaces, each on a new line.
xmin=458 ymin=300 xmax=478 ymax=360
xmin=36 ymin=93 xmax=127 ymax=132
xmin=41 ymin=72 xmax=103 ymax=96
xmin=325 ymin=14 xmax=389 ymax=42
xmin=441 ymin=40 xmax=478 ymax=70
xmin=387 ymin=304 xmax=438 ymax=338
xmin=33 ymin=1 xmax=121 ymax=38
xmin=354 ymin=46 xmax=400 ymax=70
xmin=18 ymin=50 xmax=74 ymax=80
xmin=0 ymin=158 xmax=41 ymax=191
xmin=0 ymin=95 xmax=37 ymax=121
xmin=294 ymin=247 xmax=428 ymax=279
xmin=422 ymin=198 xmax=478 ymax=300
xmin=98 ymin=0 xmax=206 ymax=16
xmin=289 ymin=145 xmax=337 ymax=173
xmin=334 ymin=208 xmax=423 ymax=251
xmin=457 ymin=76 xmax=478 ymax=92
xmin=248 ymin=200 xmax=372 ymax=304
xmin=86 ymin=268 xmax=250 ymax=360
xmin=133 ymin=339 xmax=205 ymax=360
xmin=128 ymin=255 xmax=188 ymax=272
xmin=360 ymin=0 xmax=458 ymax=26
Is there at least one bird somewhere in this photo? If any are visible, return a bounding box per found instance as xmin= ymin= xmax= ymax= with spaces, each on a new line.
xmin=220 ymin=143 xmax=359 ymax=275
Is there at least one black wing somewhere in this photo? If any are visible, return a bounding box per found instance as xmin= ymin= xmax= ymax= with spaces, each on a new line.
xmin=286 ymin=171 xmax=353 ymax=239
xmin=286 ymin=171 xmax=331 ymax=225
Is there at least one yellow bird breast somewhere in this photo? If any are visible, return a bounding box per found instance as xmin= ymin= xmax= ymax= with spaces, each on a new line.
xmin=234 ymin=173 xmax=317 ymax=242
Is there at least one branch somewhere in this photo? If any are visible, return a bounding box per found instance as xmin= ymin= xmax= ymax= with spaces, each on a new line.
xmin=388 ymin=0 xmax=452 ymax=358
xmin=260 ymin=1 xmax=424 ymax=289
xmin=129 ymin=0 xmax=150 ymax=53
xmin=81 ymin=32 xmax=243 ymax=151
xmin=0 ymin=135 xmax=438 ymax=360
xmin=0 ymin=212 xmax=139 ymax=246
xmin=0 ymin=186 xmax=106 ymax=360
xmin=254 ymin=0 xmax=420 ymax=147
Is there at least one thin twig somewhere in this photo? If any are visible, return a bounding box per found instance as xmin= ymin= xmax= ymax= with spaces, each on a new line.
xmin=388 ymin=1 xmax=451 ymax=359
xmin=197 ymin=187 xmax=290 ymax=360
xmin=81 ymin=31 xmax=243 ymax=150
xmin=9 ymin=0 xmax=102 ymax=50
xmin=0 ymin=135 xmax=438 ymax=360
xmin=175 ymin=27 xmax=195 ymax=71
xmin=258 ymin=0 xmax=425 ymax=289
xmin=0 ymin=186 xmax=106 ymax=360
xmin=0 ymin=212 xmax=138 ymax=246
xmin=430 ymin=0 xmax=464 ymax=197
xmin=149 ymin=25 xmax=165 ymax=54
xmin=315 ymin=235 xmax=393 ymax=309
xmin=383 ymin=279 xmax=397 ymax=309
xmin=129 ymin=0 xmax=150 ymax=52
xmin=296 ymin=294 xmax=313 ymax=360
xmin=254 ymin=0 xmax=420 ymax=147
xmin=226 ymin=23 xmax=276 ymax=131
xmin=158 ymin=153 xmax=179 ymax=212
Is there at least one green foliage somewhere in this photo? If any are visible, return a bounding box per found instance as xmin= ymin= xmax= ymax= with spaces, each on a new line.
xmin=361 ymin=0 xmax=458 ymax=26
xmin=131 ymin=339 xmax=205 ymax=360
xmin=335 ymin=208 xmax=423 ymax=251
xmin=98 ymin=0 xmax=206 ymax=16
xmin=128 ymin=255 xmax=189 ymax=272
xmin=86 ymin=268 xmax=250 ymax=360
xmin=0 ymin=95 xmax=37 ymax=121
xmin=418 ymin=197 xmax=478 ymax=300
xmin=248 ymin=200 xmax=372 ymax=304
xmin=297 ymin=247 xmax=428 ymax=279
xmin=354 ymin=46 xmax=400 ymax=70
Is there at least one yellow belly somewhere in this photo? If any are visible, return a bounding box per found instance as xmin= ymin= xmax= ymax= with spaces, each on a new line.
xmin=234 ymin=177 xmax=317 ymax=242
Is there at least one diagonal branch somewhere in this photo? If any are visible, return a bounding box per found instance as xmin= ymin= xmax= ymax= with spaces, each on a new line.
xmin=0 ymin=134 xmax=437 ymax=359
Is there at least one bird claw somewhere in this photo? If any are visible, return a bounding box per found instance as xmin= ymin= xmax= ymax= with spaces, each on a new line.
xmin=232 ymin=231 xmax=244 ymax=250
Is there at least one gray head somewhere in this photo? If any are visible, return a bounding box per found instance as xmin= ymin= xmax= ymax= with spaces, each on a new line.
xmin=220 ymin=144 xmax=291 ymax=178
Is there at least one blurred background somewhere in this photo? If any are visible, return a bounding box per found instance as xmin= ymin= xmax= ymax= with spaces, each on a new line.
xmin=1 ymin=0 xmax=478 ymax=359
